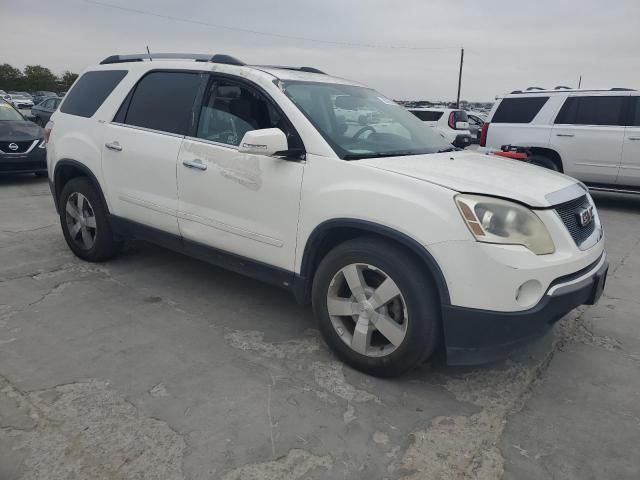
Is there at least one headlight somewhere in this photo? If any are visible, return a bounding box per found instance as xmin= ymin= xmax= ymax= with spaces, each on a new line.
xmin=455 ymin=194 xmax=555 ymax=255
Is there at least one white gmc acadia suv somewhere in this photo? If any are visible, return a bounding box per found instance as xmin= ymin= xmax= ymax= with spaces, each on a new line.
xmin=46 ymin=53 xmax=608 ymax=376
xmin=482 ymin=87 xmax=640 ymax=193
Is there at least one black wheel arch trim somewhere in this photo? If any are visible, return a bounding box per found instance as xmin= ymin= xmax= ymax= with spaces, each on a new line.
xmin=52 ymin=159 xmax=109 ymax=214
xmin=294 ymin=218 xmax=451 ymax=305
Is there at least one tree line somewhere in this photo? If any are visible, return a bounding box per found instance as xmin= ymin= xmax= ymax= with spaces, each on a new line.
xmin=0 ymin=64 xmax=79 ymax=93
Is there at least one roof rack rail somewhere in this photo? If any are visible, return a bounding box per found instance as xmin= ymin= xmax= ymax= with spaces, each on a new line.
xmin=255 ymin=65 xmax=326 ymax=75
xmin=99 ymin=53 xmax=245 ymax=66
xmin=525 ymin=86 xmax=546 ymax=91
xmin=610 ymin=87 xmax=635 ymax=91
xmin=554 ymin=86 xmax=571 ymax=90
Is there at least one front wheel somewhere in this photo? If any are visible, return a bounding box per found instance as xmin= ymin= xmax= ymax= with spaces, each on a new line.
xmin=59 ymin=177 xmax=121 ymax=262
xmin=312 ymin=238 xmax=441 ymax=377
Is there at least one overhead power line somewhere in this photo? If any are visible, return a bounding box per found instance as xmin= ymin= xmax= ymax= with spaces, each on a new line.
xmin=81 ymin=0 xmax=461 ymax=51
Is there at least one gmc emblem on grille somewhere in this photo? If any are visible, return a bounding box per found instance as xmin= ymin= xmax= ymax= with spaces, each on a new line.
xmin=577 ymin=205 xmax=594 ymax=227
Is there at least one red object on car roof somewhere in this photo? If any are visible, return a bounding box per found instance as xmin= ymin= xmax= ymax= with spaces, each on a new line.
xmin=492 ymin=151 xmax=528 ymax=161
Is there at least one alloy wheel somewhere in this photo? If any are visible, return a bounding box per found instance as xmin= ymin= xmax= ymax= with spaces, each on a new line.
xmin=326 ymin=263 xmax=408 ymax=357
xmin=65 ymin=192 xmax=97 ymax=249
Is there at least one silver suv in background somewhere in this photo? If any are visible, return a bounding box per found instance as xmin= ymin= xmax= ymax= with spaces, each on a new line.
xmin=482 ymin=87 xmax=640 ymax=192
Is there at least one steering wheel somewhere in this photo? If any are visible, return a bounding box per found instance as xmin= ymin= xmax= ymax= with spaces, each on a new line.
xmin=352 ymin=125 xmax=376 ymax=140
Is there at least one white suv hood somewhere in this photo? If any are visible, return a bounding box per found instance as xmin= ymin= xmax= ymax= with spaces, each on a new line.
xmin=358 ymin=150 xmax=579 ymax=208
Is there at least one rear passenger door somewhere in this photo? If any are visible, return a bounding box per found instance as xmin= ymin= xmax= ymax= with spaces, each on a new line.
xmin=552 ymin=94 xmax=628 ymax=184
xmin=102 ymin=71 xmax=204 ymax=235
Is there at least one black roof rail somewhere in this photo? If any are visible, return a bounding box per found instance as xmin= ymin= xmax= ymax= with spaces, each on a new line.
xmin=510 ymin=90 xmax=523 ymax=94
xmin=99 ymin=53 xmax=245 ymax=66
xmin=610 ymin=87 xmax=636 ymax=91
xmin=525 ymin=86 xmax=546 ymax=91
xmin=554 ymin=86 xmax=571 ymax=90
xmin=255 ymin=65 xmax=326 ymax=75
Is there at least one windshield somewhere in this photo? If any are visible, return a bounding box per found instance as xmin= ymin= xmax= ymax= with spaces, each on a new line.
xmin=0 ymin=101 xmax=24 ymax=121
xmin=281 ymin=81 xmax=451 ymax=159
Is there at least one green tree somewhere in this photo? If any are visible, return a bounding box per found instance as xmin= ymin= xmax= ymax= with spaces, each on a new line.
xmin=22 ymin=65 xmax=59 ymax=92
xmin=0 ymin=63 xmax=24 ymax=91
xmin=59 ymin=71 xmax=79 ymax=91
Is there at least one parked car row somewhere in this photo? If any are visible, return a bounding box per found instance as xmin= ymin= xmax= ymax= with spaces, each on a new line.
xmin=0 ymin=90 xmax=65 ymax=108
xmin=42 ymin=53 xmax=607 ymax=377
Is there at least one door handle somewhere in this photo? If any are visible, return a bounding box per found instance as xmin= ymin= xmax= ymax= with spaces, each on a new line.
xmin=182 ymin=159 xmax=207 ymax=171
xmin=628 ymin=137 xmax=640 ymax=141
xmin=556 ymin=134 xmax=575 ymax=138
xmin=105 ymin=141 xmax=122 ymax=151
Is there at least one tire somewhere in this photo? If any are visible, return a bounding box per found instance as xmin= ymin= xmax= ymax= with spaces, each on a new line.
xmin=528 ymin=155 xmax=559 ymax=171
xmin=312 ymin=237 xmax=440 ymax=377
xmin=59 ymin=177 xmax=121 ymax=262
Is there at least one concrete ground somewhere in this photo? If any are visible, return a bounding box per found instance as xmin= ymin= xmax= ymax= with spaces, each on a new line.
xmin=0 ymin=175 xmax=639 ymax=480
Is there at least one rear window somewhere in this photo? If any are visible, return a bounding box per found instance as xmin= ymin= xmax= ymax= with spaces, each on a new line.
xmin=121 ymin=71 xmax=201 ymax=135
xmin=633 ymin=98 xmax=640 ymax=127
xmin=491 ymin=97 xmax=549 ymax=123
xmin=453 ymin=110 xmax=468 ymax=122
xmin=409 ymin=110 xmax=443 ymax=121
xmin=60 ymin=70 xmax=127 ymax=118
xmin=555 ymin=96 xmax=626 ymax=126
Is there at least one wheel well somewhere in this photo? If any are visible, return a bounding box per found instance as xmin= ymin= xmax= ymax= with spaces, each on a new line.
xmin=52 ymin=161 xmax=108 ymax=214
xmin=296 ymin=220 xmax=450 ymax=307
xmin=529 ymin=148 xmax=563 ymax=172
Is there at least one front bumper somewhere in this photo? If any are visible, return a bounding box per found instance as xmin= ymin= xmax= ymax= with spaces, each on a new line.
xmin=443 ymin=252 xmax=608 ymax=365
xmin=0 ymin=143 xmax=47 ymax=174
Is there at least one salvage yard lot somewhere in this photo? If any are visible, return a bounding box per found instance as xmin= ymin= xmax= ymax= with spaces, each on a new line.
xmin=1 ymin=175 xmax=639 ymax=479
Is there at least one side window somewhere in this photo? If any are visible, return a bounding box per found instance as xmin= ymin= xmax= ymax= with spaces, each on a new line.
xmin=631 ymin=97 xmax=640 ymax=127
xmin=196 ymin=80 xmax=295 ymax=147
xmin=123 ymin=71 xmax=201 ymax=135
xmin=491 ymin=97 xmax=549 ymax=123
xmin=60 ymin=70 xmax=127 ymax=118
xmin=42 ymin=99 xmax=53 ymax=109
xmin=555 ymin=96 xmax=626 ymax=126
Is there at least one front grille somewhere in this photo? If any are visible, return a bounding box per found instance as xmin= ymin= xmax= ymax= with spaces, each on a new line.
xmin=554 ymin=195 xmax=596 ymax=246
xmin=0 ymin=141 xmax=34 ymax=153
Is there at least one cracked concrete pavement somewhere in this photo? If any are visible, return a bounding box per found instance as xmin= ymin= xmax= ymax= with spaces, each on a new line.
xmin=1 ymin=175 xmax=639 ymax=479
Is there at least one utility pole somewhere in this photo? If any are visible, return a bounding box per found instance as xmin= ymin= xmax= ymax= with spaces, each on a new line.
xmin=456 ymin=48 xmax=464 ymax=108
xmin=578 ymin=75 xmax=582 ymax=89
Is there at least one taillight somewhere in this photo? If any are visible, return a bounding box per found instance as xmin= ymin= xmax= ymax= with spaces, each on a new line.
xmin=480 ymin=122 xmax=489 ymax=147
xmin=44 ymin=120 xmax=54 ymax=143
xmin=448 ymin=112 xmax=456 ymax=130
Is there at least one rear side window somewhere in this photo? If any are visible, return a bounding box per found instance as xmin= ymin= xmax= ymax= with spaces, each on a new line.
xmin=630 ymin=97 xmax=640 ymax=127
xmin=60 ymin=70 xmax=127 ymax=118
xmin=453 ymin=110 xmax=468 ymax=122
xmin=555 ymin=96 xmax=626 ymax=126
xmin=491 ymin=97 xmax=549 ymax=123
xmin=409 ymin=110 xmax=443 ymax=121
xmin=122 ymin=71 xmax=201 ymax=135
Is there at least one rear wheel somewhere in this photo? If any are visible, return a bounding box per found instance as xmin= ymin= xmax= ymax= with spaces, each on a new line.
xmin=528 ymin=155 xmax=559 ymax=171
xmin=312 ymin=238 xmax=440 ymax=377
xmin=59 ymin=177 xmax=121 ymax=262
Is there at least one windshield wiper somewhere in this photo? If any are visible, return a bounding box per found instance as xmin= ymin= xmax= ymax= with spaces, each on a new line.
xmin=436 ymin=146 xmax=461 ymax=153
xmin=343 ymin=151 xmax=421 ymax=160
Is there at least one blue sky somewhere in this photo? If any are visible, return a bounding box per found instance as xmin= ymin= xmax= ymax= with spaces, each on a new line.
xmin=3 ymin=0 xmax=639 ymax=101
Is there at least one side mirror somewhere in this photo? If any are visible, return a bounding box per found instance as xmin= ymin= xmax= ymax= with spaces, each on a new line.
xmin=455 ymin=121 xmax=469 ymax=130
xmin=25 ymin=114 xmax=37 ymax=122
xmin=238 ymin=128 xmax=288 ymax=157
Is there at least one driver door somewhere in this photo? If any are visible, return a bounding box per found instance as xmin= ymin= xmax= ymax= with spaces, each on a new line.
xmin=176 ymin=77 xmax=305 ymax=271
